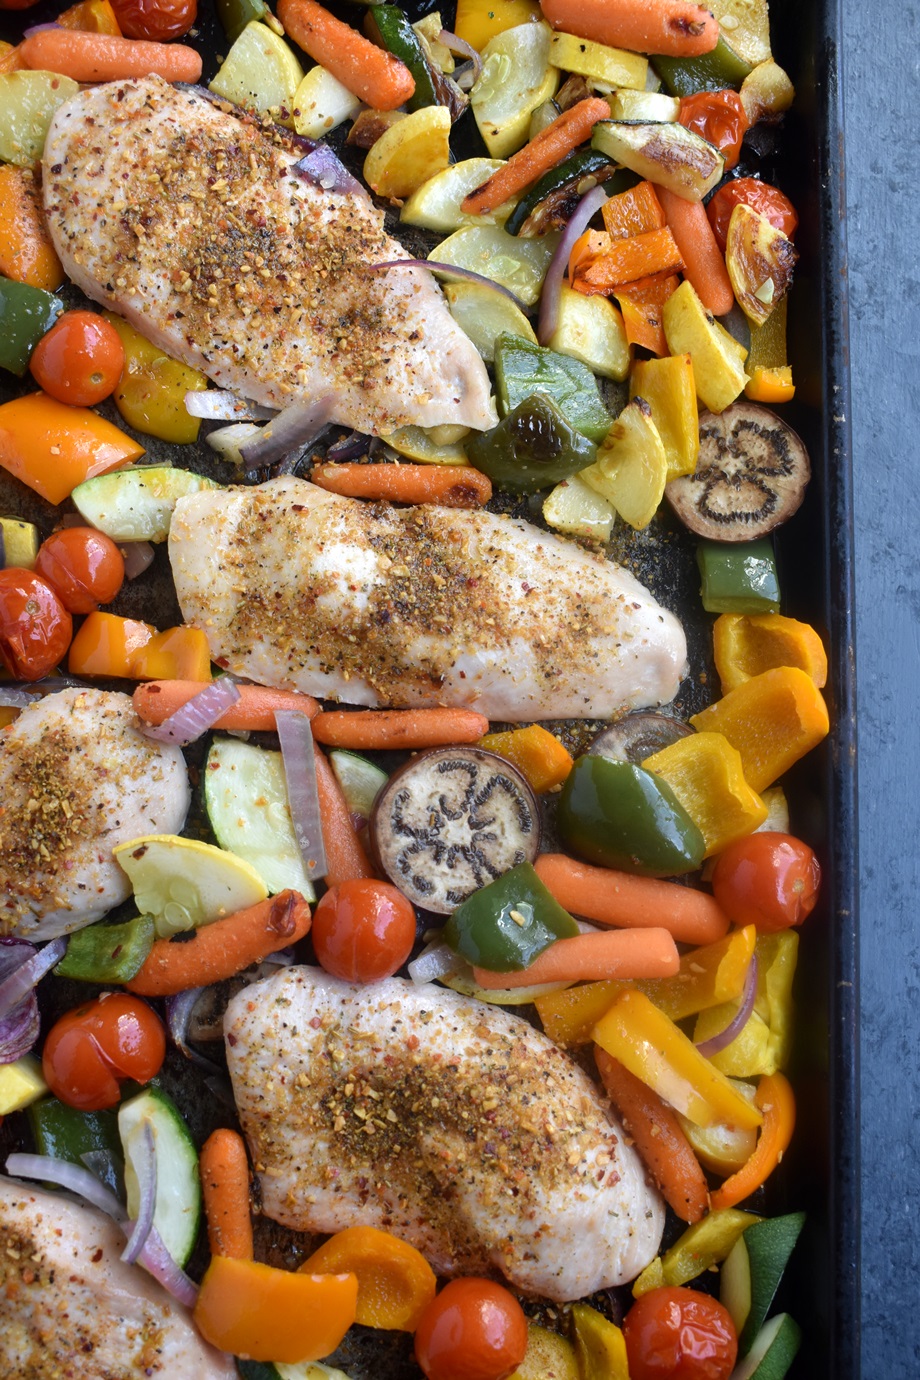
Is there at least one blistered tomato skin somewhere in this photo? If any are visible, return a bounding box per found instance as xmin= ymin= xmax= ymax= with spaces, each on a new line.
xmin=623 ymin=1287 xmax=738 ymax=1380
xmin=35 ymin=527 xmax=126 ymax=614
xmin=707 ymin=178 xmax=799 ymax=252
xmin=414 ymin=1278 xmax=528 ymax=1380
xmin=110 ymin=0 xmax=197 ymax=39
xmin=678 ymin=91 xmax=748 ymax=169
xmin=0 ymin=568 xmax=72 ymax=680
xmin=312 ymin=879 xmax=416 ymax=983
xmin=711 ymin=831 xmax=821 ymax=932
xmin=42 ymin=993 xmax=166 ymax=1111
xmin=29 ymin=310 xmax=125 ymax=408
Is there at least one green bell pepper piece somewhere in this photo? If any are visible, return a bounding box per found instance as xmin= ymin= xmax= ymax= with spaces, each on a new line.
xmin=653 ymin=34 xmax=754 ymax=97
xmin=0 ymin=274 xmax=62 ymax=378
xmin=557 ymin=757 xmax=705 ymax=877
xmin=466 ymin=392 xmax=597 ymax=493
xmin=697 ymin=538 xmax=781 ymax=613
xmin=55 ymin=914 xmax=155 ymax=984
xmin=494 ymin=333 xmax=612 ymax=443
xmin=443 ymin=861 xmax=579 ymax=972
xmin=27 ymin=1098 xmax=123 ymax=1196
xmin=216 ymin=0 xmax=270 ymax=43
xmin=504 ymin=149 xmax=624 ymax=237
xmin=370 ymin=6 xmax=439 ymax=110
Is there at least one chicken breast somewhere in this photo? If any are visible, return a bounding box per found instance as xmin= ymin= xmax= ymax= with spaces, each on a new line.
xmin=170 ymin=477 xmax=686 ymax=720
xmin=0 ymin=1176 xmax=235 ymax=1379
xmin=41 ymin=77 xmax=496 ymax=436
xmin=225 ymin=967 xmax=665 ymax=1301
xmin=0 ymin=688 xmax=189 ymax=940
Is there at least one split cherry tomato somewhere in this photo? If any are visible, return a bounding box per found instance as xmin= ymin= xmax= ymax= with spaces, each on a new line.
xmin=0 ymin=568 xmax=72 ymax=680
xmin=711 ymin=831 xmax=821 ymax=931
xmin=312 ymin=879 xmax=416 ymax=983
xmin=110 ymin=0 xmax=197 ymax=40
xmin=35 ymin=527 xmax=126 ymax=614
xmin=29 ymin=309 xmax=125 ymax=407
xmin=414 ymin=1278 xmax=528 ymax=1380
xmin=623 ymin=1286 xmax=738 ymax=1380
xmin=707 ymin=178 xmax=799 ymax=252
xmin=42 ymin=993 xmax=166 ymax=1111
xmin=678 ymin=90 xmax=749 ymax=169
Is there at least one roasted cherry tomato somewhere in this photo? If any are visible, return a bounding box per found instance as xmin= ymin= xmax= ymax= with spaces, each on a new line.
xmin=35 ymin=527 xmax=126 ymax=614
xmin=0 ymin=568 xmax=72 ymax=680
xmin=110 ymin=0 xmax=197 ymax=40
xmin=414 ymin=1278 xmax=528 ymax=1380
xmin=42 ymin=993 xmax=166 ymax=1111
xmin=29 ymin=309 xmax=125 ymax=407
xmin=707 ymin=177 xmax=799 ymax=252
xmin=711 ymin=831 xmax=821 ymax=931
xmin=678 ymin=90 xmax=749 ymax=170
xmin=312 ymin=879 xmax=416 ymax=983
xmin=0 ymin=0 xmax=40 ymax=9
xmin=623 ymin=1287 xmax=738 ymax=1380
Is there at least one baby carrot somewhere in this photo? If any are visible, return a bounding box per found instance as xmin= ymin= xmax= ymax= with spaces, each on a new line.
xmin=200 ymin=1129 xmax=253 ymax=1262
xmin=539 ymin=0 xmax=719 ymax=57
xmin=595 ymin=1048 xmax=710 ymax=1223
xmin=313 ymin=744 xmax=376 ymax=886
xmin=277 ymin=0 xmax=415 ymax=111
xmin=18 ymin=29 xmax=202 ymax=83
xmin=534 ymin=853 xmax=730 ymax=945
xmin=310 ymin=463 xmax=492 ymax=508
xmin=657 ymin=186 xmax=735 ymax=317
xmin=461 ymin=97 xmax=611 ymax=216
xmin=133 ymin=680 xmax=319 ymax=731
xmin=126 ymin=890 xmax=311 ymax=997
xmin=312 ymin=706 xmax=489 ymax=751
xmin=472 ymin=926 xmax=680 ymax=989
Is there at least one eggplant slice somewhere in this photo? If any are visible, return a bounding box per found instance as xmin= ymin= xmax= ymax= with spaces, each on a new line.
xmin=665 ymin=402 xmax=810 ymax=540
xmin=586 ymin=712 xmax=693 ymax=764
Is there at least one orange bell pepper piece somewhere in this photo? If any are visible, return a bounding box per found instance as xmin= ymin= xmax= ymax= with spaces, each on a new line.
xmin=57 ymin=0 xmax=122 ymax=33
xmin=601 ymin=181 xmax=666 ymax=239
xmin=709 ymin=1070 xmax=795 ymax=1211
xmin=193 ymin=1256 xmax=358 ymax=1363
xmin=478 ymin=723 xmax=574 ymax=793
xmin=0 ymin=167 xmax=64 ymax=291
xmin=574 ymin=228 xmax=684 ymax=295
xmin=0 ymin=42 xmax=24 ymax=75
xmin=568 ymin=228 xmax=610 ymax=284
xmin=745 ymin=364 xmax=795 ymax=403
xmin=0 ymin=393 xmax=143 ymax=506
xmin=301 ymin=1226 xmax=436 ymax=1331
xmin=615 ymin=274 xmax=681 ymax=356
xmin=68 ymin=611 xmax=155 ymax=678
xmin=130 ymin=626 xmax=212 ymax=681
xmin=713 ymin=612 xmax=828 ymax=693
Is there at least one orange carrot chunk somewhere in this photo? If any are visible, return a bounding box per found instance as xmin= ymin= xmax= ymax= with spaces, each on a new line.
xmin=133 ymin=680 xmax=320 ymax=731
xmin=200 ymin=1129 xmax=253 ymax=1262
xmin=18 ymin=29 xmax=202 ymax=82
xmin=473 ymin=926 xmax=680 ymax=989
xmin=313 ymin=744 xmax=376 ymax=886
xmin=658 ymin=186 xmax=735 ymax=316
xmin=277 ymin=0 xmax=415 ymax=110
xmin=312 ymin=707 xmax=489 ymax=751
xmin=539 ymin=0 xmax=719 ymax=58
xmin=310 ymin=463 xmax=492 ymax=508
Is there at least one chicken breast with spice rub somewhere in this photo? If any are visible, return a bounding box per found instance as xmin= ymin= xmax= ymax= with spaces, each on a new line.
xmin=225 ymin=967 xmax=665 ymax=1301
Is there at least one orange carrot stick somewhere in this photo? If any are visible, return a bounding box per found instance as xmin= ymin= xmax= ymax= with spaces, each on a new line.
xmin=133 ymin=680 xmax=319 ymax=732
xmin=657 ymin=186 xmax=735 ymax=316
xmin=277 ymin=0 xmax=415 ymax=110
xmin=595 ymin=1048 xmax=710 ymax=1223
xmin=200 ymin=1129 xmax=253 ymax=1262
xmin=126 ymin=891 xmax=311 ymax=997
xmin=539 ymin=0 xmax=719 ymax=58
xmin=312 ymin=706 xmax=489 ymax=751
xmin=472 ymin=926 xmax=680 ymax=989
xmin=313 ymin=744 xmax=375 ymax=886
xmin=461 ymin=97 xmax=611 ymax=216
xmin=534 ymin=854 xmax=730 ymax=945
xmin=18 ymin=29 xmax=202 ymax=82
xmin=310 ymin=463 xmax=492 ymax=508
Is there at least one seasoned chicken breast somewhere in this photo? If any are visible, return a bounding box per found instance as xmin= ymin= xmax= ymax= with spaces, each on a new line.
xmin=41 ymin=77 xmax=496 ymax=435
xmin=0 ymin=1176 xmax=235 ymax=1379
xmin=225 ymin=967 xmax=665 ymax=1301
xmin=0 ymin=688 xmax=189 ymax=940
xmin=170 ymin=477 xmax=687 ymax=720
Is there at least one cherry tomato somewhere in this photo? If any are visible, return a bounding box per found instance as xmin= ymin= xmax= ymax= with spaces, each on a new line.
xmin=678 ymin=90 xmax=749 ymax=170
xmin=35 ymin=527 xmax=126 ymax=615
xmin=312 ymin=879 xmax=416 ymax=983
xmin=711 ymin=831 xmax=821 ymax=931
xmin=707 ymin=178 xmax=799 ymax=252
xmin=414 ymin=1278 xmax=528 ymax=1380
xmin=0 ymin=568 xmax=72 ymax=681
xmin=623 ymin=1287 xmax=738 ymax=1380
xmin=42 ymin=993 xmax=166 ymax=1112
xmin=0 ymin=0 xmax=40 ymax=9
xmin=110 ymin=0 xmax=197 ymax=40
xmin=29 ymin=310 xmax=125 ymax=407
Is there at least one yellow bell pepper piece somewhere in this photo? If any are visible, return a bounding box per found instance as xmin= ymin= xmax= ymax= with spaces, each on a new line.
xmin=689 ymin=666 xmax=830 ymax=793
xmin=678 ymin=1078 xmax=760 ymax=1175
xmin=693 ymin=931 xmax=798 ymax=1077
xmin=632 ymin=1207 xmax=761 ymax=1297
xmin=479 ymin=723 xmax=573 ymax=793
xmin=454 ymin=0 xmax=542 ymax=51
xmin=571 ymin=1303 xmax=630 ymax=1380
xmin=630 ymin=352 xmax=699 ymax=480
xmin=104 ymin=313 xmax=209 ymax=444
xmin=713 ymin=613 xmax=828 ymax=694
xmin=643 ymin=731 xmax=768 ymax=857
xmin=594 ymin=989 xmax=763 ymax=1130
xmin=535 ymin=978 xmax=626 ymax=1045
xmin=130 ymin=626 xmax=212 ymax=682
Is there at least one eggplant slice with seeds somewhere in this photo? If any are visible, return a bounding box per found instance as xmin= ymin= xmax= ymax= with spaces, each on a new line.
xmin=586 ymin=713 xmax=693 ymax=764
xmin=370 ymin=747 xmax=540 ymax=914
xmin=665 ymin=401 xmax=810 ymax=540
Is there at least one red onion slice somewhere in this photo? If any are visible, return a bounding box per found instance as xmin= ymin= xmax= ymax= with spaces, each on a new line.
xmin=165 ymin=988 xmax=226 ymax=1076
xmin=0 ymin=687 xmax=40 ymax=708
xmin=138 ymin=678 xmax=240 ymax=748
xmin=292 ymin=144 xmax=369 ymax=202
xmin=695 ymin=954 xmax=760 ymax=1058
xmin=118 ymin=541 xmax=156 ymax=581
xmin=138 ymin=1225 xmax=199 ymax=1306
xmin=239 ymin=397 xmax=335 ymax=475
xmin=276 ymin=711 xmax=327 ymax=883
xmin=0 ymin=937 xmax=65 ymax=1021
xmin=184 ymin=389 xmax=276 ymax=422
xmin=23 ymin=21 xmax=62 ymax=35
xmin=538 ymin=182 xmax=610 ymax=345
xmin=326 ymin=430 xmax=374 ymax=462
xmin=367 ymin=259 xmax=529 ymax=312
xmin=121 ymin=1122 xmax=157 ymax=1265
xmin=438 ymin=28 xmax=482 ymax=83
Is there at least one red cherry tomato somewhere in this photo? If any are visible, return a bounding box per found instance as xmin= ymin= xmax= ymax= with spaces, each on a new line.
xmin=110 ymin=0 xmax=197 ymax=40
xmin=624 ymin=1287 xmax=738 ymax=1380
xmin=678 ymin=90 xmax=749 ymax=170
xmin=0 ymin=568 xmax=72 ymax=681
xmin=0 ymin=0 xmax=40 ymax=9
xmin=42 ymin=993 xmax=166 ymax=1112
xmin=29 ymin=310 xmax=125 ymax=407
xmin=706 ymin=177 xmax=799 ymax=252
xmin=414 ymin=1278 xmax=528 ymax=1380
xmin=312 ymin=879 xmax=416 ymax=983
xmin=35 ymin=527 xmax=126 ymax=615
xmin=711 ymin=831 xmax=821 ymax=931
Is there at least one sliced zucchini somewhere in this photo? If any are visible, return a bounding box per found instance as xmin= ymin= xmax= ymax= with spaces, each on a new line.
xmin=413 ymin=14 xmax=455 ymax=74
xmin=205 ymin=421 xmax=264 ymax=469
xmin=328 ymin=749 xmax=389 ymax=827
xmin=471 ymin=21 xmax=559 ymax=158
xmin=707 ymin=0 xmax=772 ymax=68
xmin=0 ymin=72 xmax=80 ymax=167
xmin=0 ymin=517 xmax=39 ymax=570
xmin=579 ymin=397 xmax=669 ymax=530
xmin=739 ymin=60 xmax=795 ymax=124
xmin=118 ymin=1088 xmax=201 ymax=1269
xmin=400 ymin=158 xmax=517 ymax=233
xmin=547 ymin=284 xmax=630 ymax=382
xmin=71 ymin=466 xmax=219 ymax=543
xmin=363 ymin=104 xmax=452 ymax=200
xmin=205 ymin=738 xmax=317 ymax=900
xmin=592 ymin=120 xmax=725 ymax=202
xmin=292 ymin=64 xmax=362 ymax=140
xmin=527 ymin=98 xmax=560 ymax=141
xmin=504 ymin=148 xmax=618 ymax=237
xmin=734 ymin=1213 xmax=806 ymax=1354
xmin=548 ymin=31 xmax=647 ymax=90
xmin=444 ymin=281 xmax=537 ymax=362
xmin=543 ymin=473 xmax=615 ymax=543
xmin=382 ymin=424 xmax=470 ymax=465
xmin=370 ymin=5 xmax=439 ymax=111
xmin=729 ymin=1313 xmax=802 ymax=1379
xmin=604 ymin=88 xmax=680 ymax=122
xmin=430 ymin=224 xmax=561 ymax=306
xmin=112 ymin=833 xmax=268 ymax=937
xmin=209 ymin=21 xmax=304 ymax=123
